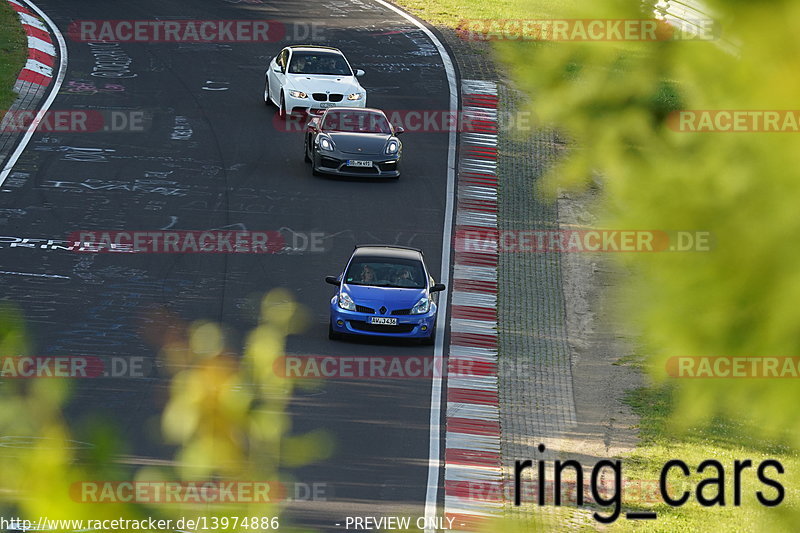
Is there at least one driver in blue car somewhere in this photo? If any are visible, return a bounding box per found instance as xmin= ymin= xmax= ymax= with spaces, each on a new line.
xmin=393 ymin=267 xmax=415 ymax=287
xmin=360 ymin=265 xmax=376 ymax=283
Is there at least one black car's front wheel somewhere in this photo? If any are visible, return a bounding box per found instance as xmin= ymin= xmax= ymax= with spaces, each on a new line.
xmin=304 ymin=135 xmax=311 ymax=163
xmin=310 ymin=144 xmax=322 ymax=176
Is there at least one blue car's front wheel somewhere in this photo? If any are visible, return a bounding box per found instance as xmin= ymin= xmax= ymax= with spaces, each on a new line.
xmin=421 ymin=322 xmax=437 ymax=345
xmin=328 ymin=322 xmax=341 ymax=340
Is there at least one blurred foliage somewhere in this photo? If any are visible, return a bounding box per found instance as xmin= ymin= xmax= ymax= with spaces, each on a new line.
xmin=0 ymin=290 xmax=327 ymax=531
xmin=494 ymin=0 xmax=800 ymax=431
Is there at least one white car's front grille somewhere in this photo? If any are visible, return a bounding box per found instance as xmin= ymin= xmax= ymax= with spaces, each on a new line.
xmin=311 ymin=93 xmax=344 ymax=102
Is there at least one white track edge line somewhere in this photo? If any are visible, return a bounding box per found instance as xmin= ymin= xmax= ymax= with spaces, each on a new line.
xmin=0 ymin=0 xmax=67 ymax=186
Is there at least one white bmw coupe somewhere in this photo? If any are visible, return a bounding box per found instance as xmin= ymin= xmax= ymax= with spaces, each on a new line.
xmin=264 ymin=45 xmax=367 ymax=118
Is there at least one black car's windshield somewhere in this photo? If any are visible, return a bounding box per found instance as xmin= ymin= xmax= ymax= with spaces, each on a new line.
xmin=322 ymin=111 xmax=392 ymax=134
xmin=288 ymin=52 xmax=352 ymax=75
xmin=345 ymin=257 xmax=426 ymax=289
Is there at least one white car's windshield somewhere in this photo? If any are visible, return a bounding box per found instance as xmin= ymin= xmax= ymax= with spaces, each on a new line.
xmin=289 ymin=52 xmax=352 ymax=76
xmin=322 ymin=111 xmax=392 ymax=134
xmin=345 ymin=258 xmax=425 ymax=288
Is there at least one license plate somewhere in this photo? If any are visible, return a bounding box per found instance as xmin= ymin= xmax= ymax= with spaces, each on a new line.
xmin=320 ymin=102 xmax=335 ymax=108
xmin=370 ymin=317 xmax=397 ymax=325
xmin=347 ymin=160 xmax=373 ymax=167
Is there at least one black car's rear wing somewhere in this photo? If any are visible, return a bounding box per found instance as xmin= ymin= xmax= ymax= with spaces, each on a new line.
xmin=354 ymin=244 xmax=423 ymax=253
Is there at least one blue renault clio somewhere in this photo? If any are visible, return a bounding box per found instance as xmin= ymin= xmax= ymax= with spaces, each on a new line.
xmin=326 ymin=245 xmax=445 ymax=344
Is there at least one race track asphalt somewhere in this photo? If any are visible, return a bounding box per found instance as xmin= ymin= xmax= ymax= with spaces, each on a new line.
xmin=0 ymin=0 xmax=454 ymax=529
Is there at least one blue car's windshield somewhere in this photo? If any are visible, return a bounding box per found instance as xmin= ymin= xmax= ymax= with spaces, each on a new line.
xmin=345 ymin=257 xmax=426 ymax=289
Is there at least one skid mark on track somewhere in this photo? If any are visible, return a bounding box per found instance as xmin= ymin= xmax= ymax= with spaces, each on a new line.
xmin=0 ymin=270 xmax=69 ymax=278
xmin=160 ymin=215 xmax=178 ymax=230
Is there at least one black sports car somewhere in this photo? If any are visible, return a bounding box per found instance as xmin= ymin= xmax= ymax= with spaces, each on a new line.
xmin=304 ymin=107 xmax=403 ymax=178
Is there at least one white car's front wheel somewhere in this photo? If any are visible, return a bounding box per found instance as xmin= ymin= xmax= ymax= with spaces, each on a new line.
xmin=279 ymin=93 xmax=287 ymax=120
xmin=264 ymin=78 xmax=270 ymax=106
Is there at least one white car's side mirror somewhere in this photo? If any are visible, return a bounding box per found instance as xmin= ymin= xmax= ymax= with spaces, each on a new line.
xmin=355 ymin=69 xmax=365 ymax=77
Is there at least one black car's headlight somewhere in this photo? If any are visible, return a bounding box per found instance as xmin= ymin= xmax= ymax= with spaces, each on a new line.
xmin=410 ymin=297 xmax=430 ymax=314
xmin=385 ymin=139 xmax=400 ymax=155
xmin=318 ymin=135 xmax=335 ymax=151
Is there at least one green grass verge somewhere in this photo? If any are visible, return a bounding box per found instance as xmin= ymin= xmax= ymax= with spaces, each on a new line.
xmin=604 ymin=384 xmax=799 ymax=532
xmin=0 ymin=0 xmax=27 ymax=112
xmin=391 ymin=0 xmax=579 ymax=28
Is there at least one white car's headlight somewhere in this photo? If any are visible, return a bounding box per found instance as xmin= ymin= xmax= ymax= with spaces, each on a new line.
xmin=338 ymin=292 xmax=356 ymax=311
xmin=289 ymin=90 xmax=308 ymax=99
xmin=318 ymin=135 xmax=334 ymax=151
xmin=347 ymin=92 xmax=364 ymax=101
xmin=410 ymin=297 xmax=430 ymax=314
xmin=385 ymin=139 xmax=400 ymax=155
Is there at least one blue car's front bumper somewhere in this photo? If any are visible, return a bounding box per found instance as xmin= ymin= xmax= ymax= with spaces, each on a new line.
xmin=329 ymin=297 xmax=436 ymax=339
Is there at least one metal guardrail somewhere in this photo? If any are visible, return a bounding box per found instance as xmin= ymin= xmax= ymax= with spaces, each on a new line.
xmin=654 ymin=0 xmax=712 ymax=31
xmin=650 ymin=0 xmax=739 ymax=54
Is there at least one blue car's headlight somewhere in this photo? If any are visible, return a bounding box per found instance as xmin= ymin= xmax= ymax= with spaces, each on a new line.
xmin=410 ymin=297 xmax=430 ymax=314
xmin=385 ymin=139 xmax=400 ymax=155
xmin=318 ymin=135 xmax=335 ymax=151
xmin=338 ymin=292 xmax=356 ymax=311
